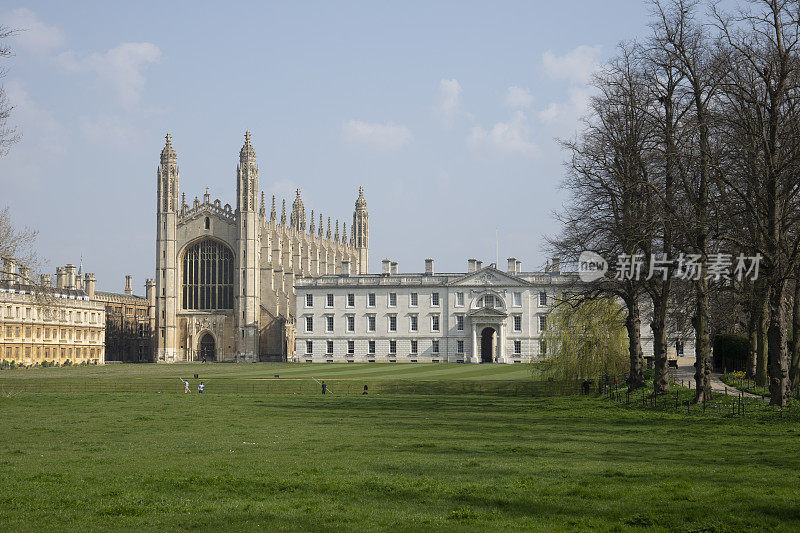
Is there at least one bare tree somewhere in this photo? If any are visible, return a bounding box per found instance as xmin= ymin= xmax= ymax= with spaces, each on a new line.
xmin=550 ymin=46 xmax=657 ymax=390
xmin=0 ymin=25 xmax=19 ymax=156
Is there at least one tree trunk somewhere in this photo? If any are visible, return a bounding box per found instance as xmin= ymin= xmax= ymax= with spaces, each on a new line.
xmin=625 ymin=294 xmax=644 ymax=389
xmin=767 ymin=280 xmax=790 ymax=406
xmin=693 ymin=276 xmax=712 ymax=403
xmin=747 ymin=291 xmax=758 ymax=379
xmin=651 ymin=290 xmax=670 ymax=394
xmin=756 ymin=291 xmax=770 ymax=388
xmin=789 ymin=279 xmax=800 ymax=395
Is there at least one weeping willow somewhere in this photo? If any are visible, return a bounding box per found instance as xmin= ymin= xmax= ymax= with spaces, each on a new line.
xmin=541 ymin=298 xmax=628 ymax=381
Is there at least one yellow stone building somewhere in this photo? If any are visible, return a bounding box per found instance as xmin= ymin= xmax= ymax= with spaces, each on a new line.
xmin=0 ymin=260 xmax=106 ymax=365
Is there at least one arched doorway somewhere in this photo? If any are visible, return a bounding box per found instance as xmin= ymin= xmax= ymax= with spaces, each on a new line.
xmin=199 ymin=333 xmax=216 ymax=361
xmin=480 ymin=327 xmax=496 ymax=363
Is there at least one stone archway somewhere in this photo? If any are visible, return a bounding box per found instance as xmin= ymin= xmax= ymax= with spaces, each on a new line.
xmin=198 ymin=333 xmax=216 ymax=361
xmin=480 ymin=327 xmax=496 ymax=363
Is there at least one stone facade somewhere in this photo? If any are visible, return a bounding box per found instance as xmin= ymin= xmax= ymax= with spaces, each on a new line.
xmin=295 ymin=258 xmax=695 ymax=363
xmin=94 ymin=276 xmax=155 ymax=362
xmin=0 ymin=259 xmax=106 ymax=365
xmin=155 ymin=132 xmax=368 ymax=362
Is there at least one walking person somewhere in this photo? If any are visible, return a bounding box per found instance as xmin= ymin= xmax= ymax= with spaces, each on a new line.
xmin=198 ymin=381 xmax=205 ymax=394
xmin=321 ymin=380 xmax=327 ymax=394
xmin=180 ymin=378 xmax=190 ymax=393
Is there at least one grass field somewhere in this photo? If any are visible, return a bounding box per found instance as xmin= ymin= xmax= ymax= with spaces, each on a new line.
xmin=1 ymin=366 xmax=799 ymax=531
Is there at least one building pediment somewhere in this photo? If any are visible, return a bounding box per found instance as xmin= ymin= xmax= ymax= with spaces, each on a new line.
xmin=467 ymin=306 xmax=508 ymax=318
xmin=450 ymin=266 xmax=530 ymax=288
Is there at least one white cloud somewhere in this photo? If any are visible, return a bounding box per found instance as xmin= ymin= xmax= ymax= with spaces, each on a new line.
xmin=542 ymin=44 xmax=602 ymax=84
xmin=505 ymin=86 xmax=533 ymax=108
xmin=342 ymin=120 xmax=412 ymax=151
xmin=468 ymin=111 xmax=539 ymax=158
xmin=80 ymin=114 xmax=143 ymax=149
xmin=538 ymin=85 xmax=593 ymax=128
xmin=437 ymin=78 xmax=461 ymax=122
xmin=57 ymin=42 xmax=162 ymax=106
xmin=3 ymin=8 xmax=65 ymax=58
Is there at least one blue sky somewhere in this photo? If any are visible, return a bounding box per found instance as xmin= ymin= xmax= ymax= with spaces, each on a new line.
xmin=1 ymin=1 xmax=664 ymax=294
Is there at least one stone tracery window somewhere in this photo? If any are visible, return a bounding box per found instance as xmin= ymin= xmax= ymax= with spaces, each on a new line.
xmin=182 ymin=239 xmax=234 ymax=310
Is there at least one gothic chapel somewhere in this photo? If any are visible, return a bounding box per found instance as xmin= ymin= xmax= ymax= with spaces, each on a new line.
xmin=155 ymin=132 xmax=369 ymax=362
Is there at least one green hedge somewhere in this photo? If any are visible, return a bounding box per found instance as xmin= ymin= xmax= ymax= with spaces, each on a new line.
xmin=713 ymin=334 xmax=749 ymax=372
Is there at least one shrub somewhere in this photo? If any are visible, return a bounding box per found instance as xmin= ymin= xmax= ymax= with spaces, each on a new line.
xmin=713 ymin=334 xmax=749 ymax=372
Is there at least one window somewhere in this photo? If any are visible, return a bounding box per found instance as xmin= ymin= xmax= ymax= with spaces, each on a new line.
xmin=410 ymin=292 xmax=418 ymax=307
xmin=431 ymin=292 xmax=440 ymax=307
xmin=389 ymin=340 xmax=397 ymax=354
xmin=205 ymin=217 xmax=210 ymax=229
xmin=347 ymin=340 xmax=355 ymax=355
xmin=513 ymin=292 xmax=522 ymax=307
xmin=513 ymin=315 xmax=522 ymax=332
xmin=389 ymin=293 xmax=397 ymax=307
xmin=367 ymin=315 xmax=376 ymax=332
xmin=305 ymin=294 xmax=313 ymax=307
xmin=457 ymin=340 xmax=464 ymax=354
xmin=368 ymin=293 xmax=376 ymax=307
xmin=305 ymin=316 xmax=313 ymax=333
xmin=368 ymin=340 xmax=376 ymax=354
xmin=306 ymin=340 xmax=313 ymax=355
xmin=326 ymin=294 xmax=334 ymax=307
xmin=410 ymin=314 xmax=418 ymax=332
xmin=539 ymin=292 xmax=548 ymax=307
xmin=483 ymin=295 xmax=495 ymax=308
xmin=325 ymin=316 xmax=334 ymax=332
xmin=326 ymin=340 xmax=334 ymax=355
xmin=539 ymin=315 xmax=547 ymax=332
xmin=346 ymin=315 xmax=355 ymax=333
xmin=410 ymin=340 xmax=418 ymax=354
xmin=182 ymin=239 xmax=234 ymax=310
xmin=432 ymin=340 xmax=439 ymax=354
xmin=456 ymin=314 xmax=464 ymax=331
xmin=389 ymin=315 xmax=397 ymax=332
xmin=456 ymin=292 xmax=464 ymax=307
xmin=539 ymin=339 xmax=547 ymax=355
xmin=347 ymin=293 xmax=355 ymax=307
xmin=514 ymin=340 xmax=522 ymax=354
xmin=431 ymin=314 xmax=440 ymax=332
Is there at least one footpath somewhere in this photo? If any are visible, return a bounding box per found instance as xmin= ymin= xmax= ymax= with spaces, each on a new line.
xmin=671 ymin=356 xmax=763 ymax=400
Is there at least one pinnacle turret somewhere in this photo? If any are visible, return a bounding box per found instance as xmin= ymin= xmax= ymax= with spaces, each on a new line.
xmin=318 ymin=213 xmax=324 ymax=238
xmin=326 ymin=217 xmax=332 ymax=239
xmin=290 ymin=188 xmax=306 ymax=231
xmin=239 ymin=130 xmax=256 ymax=161
xmin=260 ymin=191 xmax=265 ymax=218
xmin=334 ymin=220 xmax=340 ymax=242
xmin=161 ymin=133 xmax=177 ymax=163
xmin=270 ymin=195 xmax=276 ymax=222
xmin=280 ymin=199 xmax=286 ymax=226
xmin=309 ymin=210 xmax=315 ymax=235
xmin=342 ymin=222 xmax=347 ymax=246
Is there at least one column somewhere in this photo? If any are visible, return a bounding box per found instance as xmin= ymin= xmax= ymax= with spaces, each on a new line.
xmin=471 ymin=323 xmax=478 ymax=364
xmin=498 ymin=323 xmax=505 ymax=364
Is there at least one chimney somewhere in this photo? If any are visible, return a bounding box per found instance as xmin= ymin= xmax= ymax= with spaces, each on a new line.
xmin=340 ymin=260 xmax=351 ymax=276
xmin=476 ymin=260 xmax=483 ymax=271
xmin=56 ymin=267 xmax=66 ymax=289
xmin=85 ymin=273 xmax=96 ymax=299
xmin=76 ymin=273 xmax=84 ymax=291
xmin=390 ymin=262 xmax=398 ymax=275
xmin=40 ymin=274 xmax=51 ymax=287
xmin=2 ymin=257 xmax=15 ymax=282
xmin=65 ymin=264 xmax=76 ymax=289
xmin=124 ymin=275 xmax=133 ymax=295
xmin=382 ymin=259 xmax=391 ymax=275
xmin=551 ymin=257 xmax=561 ymax=274
xmin=516 ymin=259 xmax=522 ymax=273
xmin=18 ymin=266 xmax=31 ymax=283
xmin=425 ymin=258 xmax=434 ymax=275
xmin=468 ymin=258 xmax=477 ymax=273
xmin=507 ymin=257 xmax=517 ymax=273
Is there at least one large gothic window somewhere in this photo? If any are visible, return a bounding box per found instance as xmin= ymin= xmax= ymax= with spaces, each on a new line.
xmin=182 ymin=239 xmax=234 ymax=310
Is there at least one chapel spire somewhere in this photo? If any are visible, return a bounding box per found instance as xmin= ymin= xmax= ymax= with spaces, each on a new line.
xmin=290 ymin=188 xmax=306 ymax=231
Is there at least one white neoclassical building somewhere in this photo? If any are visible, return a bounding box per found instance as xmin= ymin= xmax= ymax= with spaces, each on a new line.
xmin=295 ymin=257 xmax=695 ymax=364
xmin=295 ymin=258 xmax=571 ymax=363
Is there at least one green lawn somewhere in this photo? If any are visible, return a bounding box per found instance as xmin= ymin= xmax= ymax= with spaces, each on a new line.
xmin=1 ymin=387 xmax=799 ymax=531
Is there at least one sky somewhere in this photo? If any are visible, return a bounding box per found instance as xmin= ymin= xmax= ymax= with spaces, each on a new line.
xmin=1 ymin=1 xmax=678 ymax=294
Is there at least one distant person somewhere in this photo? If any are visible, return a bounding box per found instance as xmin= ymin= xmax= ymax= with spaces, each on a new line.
xmin=198 ymin=381 xmax=205 ymax=394
xmin=321 ymin=381 xmax=327 ymax=394
xmin=181 ymin=378 xmax=190 ymax=393
xmin=362 ymin=384 xmax=368 ymax=395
